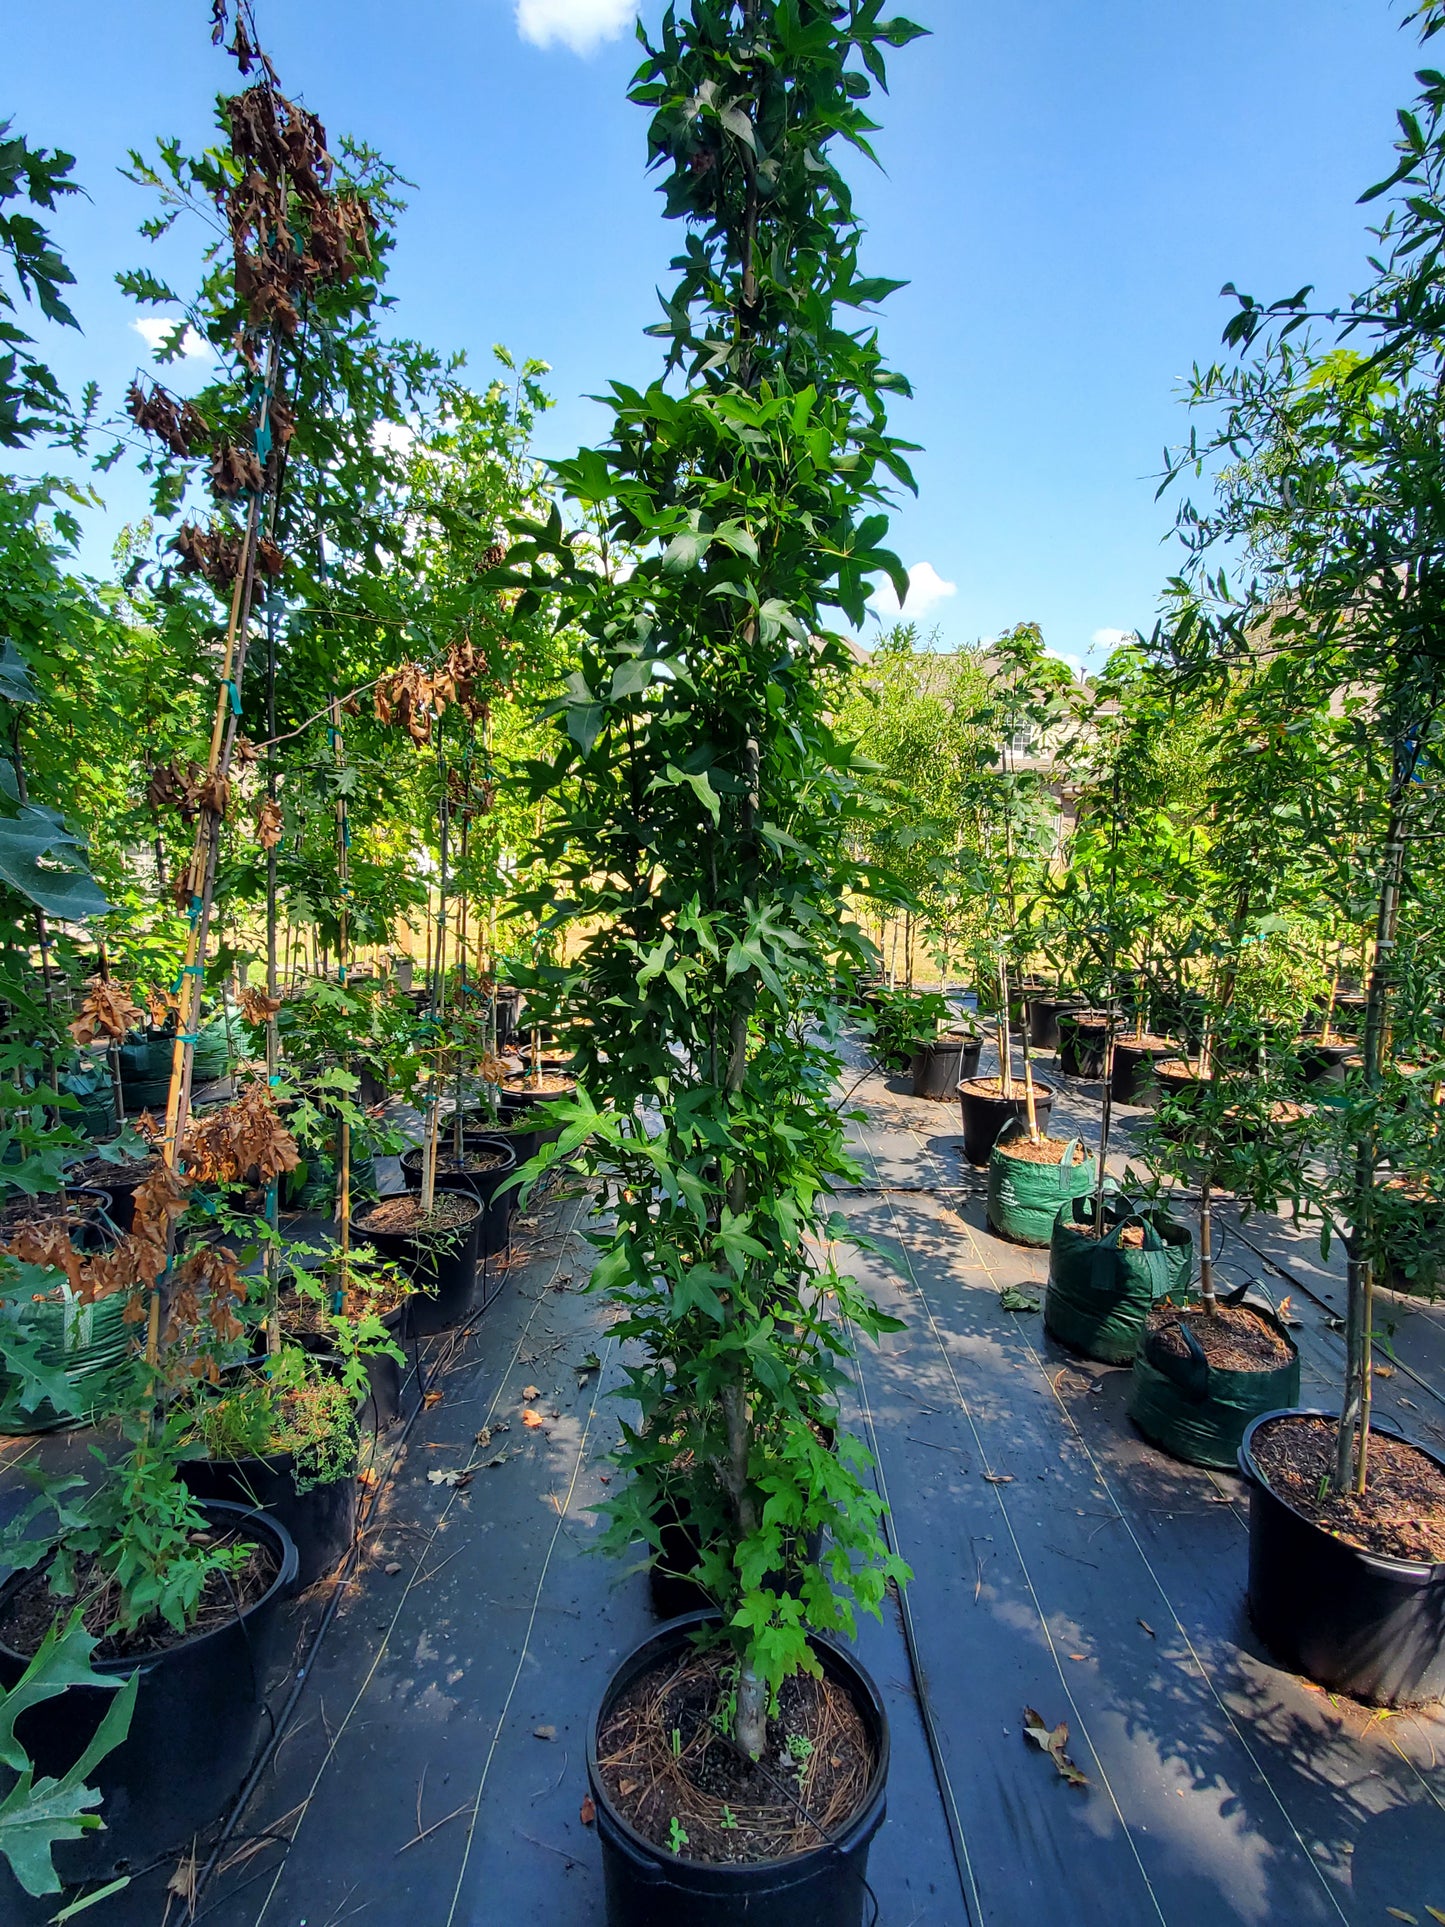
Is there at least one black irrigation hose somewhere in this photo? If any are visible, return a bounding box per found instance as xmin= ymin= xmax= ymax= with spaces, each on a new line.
xmin=184 ymin=1269 xmax=509 ymax=1909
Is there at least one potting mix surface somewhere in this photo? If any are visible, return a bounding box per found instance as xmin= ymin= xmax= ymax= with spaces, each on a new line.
xmin=1 ymin=1045 xmax=1444 ymax=1925
xmin=998 ymin=1134 xmax=1087 ymax=1165
xmin=1146 ymin=1301 xmax=1296 ymax=1372
xmin=1250 ymin=1413 xmax=1445 ymax=1564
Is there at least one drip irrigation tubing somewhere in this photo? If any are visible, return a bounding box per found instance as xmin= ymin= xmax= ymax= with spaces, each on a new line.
xmin=180 ymin=1219 xmax=535 ymax=1911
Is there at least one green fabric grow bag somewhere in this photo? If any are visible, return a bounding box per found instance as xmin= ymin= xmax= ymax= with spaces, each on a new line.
xmin=1127 ymin=1293 xmax=1301 ymax=1469
xmin=119 ymin=1021 xmax=231 ymax=1109
xmin=986 ymin=1126 xmax=1096 ymax=1247
xmin=1045 ymin=1196 xmax=1193 ymax=1364
xmin=0 ymin=1288 xmax=137 ymax=1434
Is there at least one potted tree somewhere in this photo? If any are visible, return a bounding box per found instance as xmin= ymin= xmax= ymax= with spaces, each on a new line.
xmin=1165 ymin=43 xmax=1445 ymax=1699
xmin=500 ymin=3 xmax=920 ymax=1917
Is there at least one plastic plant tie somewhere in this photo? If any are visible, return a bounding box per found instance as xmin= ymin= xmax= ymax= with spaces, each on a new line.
xmin=226 ymin=679 xmax=242 ymax=716
xmin=177 ymin=1032 xmax=200 ymax=1045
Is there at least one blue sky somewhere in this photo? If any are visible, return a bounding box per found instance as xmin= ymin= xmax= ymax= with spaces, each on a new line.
xmin=3 ymin=0 xmax=1428 ymax=671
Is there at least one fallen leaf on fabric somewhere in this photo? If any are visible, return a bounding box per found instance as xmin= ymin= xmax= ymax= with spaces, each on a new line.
xmin=424 ymin=1390 xmax=444 ymax=1407
xmin=534 ymin=1725 xmax=556 ymax=1742
xmin=522 ymin=1385 xmax=541 ymax=1400
xmin=982 ymin=1472 xmax=1013 ymax=1485
xmin=357 ymin=1467 xmax=379 ymax=1488
xmin=523 ymin=1410 xmax=545 ymax=1428
xmin=475 ymin=1422 xmax=509 ymax=1447
xmin=998 ymin=1287 xmax=1039 ymax=1313
xmin=580 ymin=1797 xmax=596 ymax=1827
xmin=482 ymin=1451 xmax=510 ymax=1468
xmin=1138 ymin=1619 xmax=1155 ymax=1638
xmin=1386 ymin=1911 xmax=1418 ymax=1924
xmin=1022 ymin=1707 xmax=1088 ymax=1787
xmin=428 ymin=1468 xmax=471 ymax=1488
xmin=384 ymin=1562 xmax=402 ymax=1576
xmin=1068 ymin=1653 xmax=1087 ymax=1662
xmin=1423 ymin=1907 xmax=1445 ymax=1923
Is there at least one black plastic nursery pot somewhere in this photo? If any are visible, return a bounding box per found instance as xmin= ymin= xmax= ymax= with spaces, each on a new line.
xmin=354 ymin=1193 xmax=483 ymax=1336
xmin=181 ymin=1450 xmax=355 ymax=1593
xmin=1109 ymin=1037 xmax=1181 ymax=1108
xmin=290 ymin=1304 xmax=408 ymax=1431
xmin=0 ymin=1500 xmax=298 ymax=1880
xmin=400 ymin=1137 xmax=517 ymax=1259
xmin=958 ymin=1078 xmax=1053 ymax=1167
xmin=1028 ymin=994 xmax=1084 ymax=1052
xmin=1238 ymin=1409 xmax=1445 ymax=1705
xmin=63 ymin=1152 xmax=159 ymax=1235
xmin=587 ymin=1612 xmax=890 ymax=1927
xmin=1056 ymin=1010 xmax=1112 ymax=1079
xmin=910 ymin=1032 xmax=981 ymax=1100
xmin=1298 ymin=1040 xmax=1357 ymax=1086
xmin=1128 ymin=1300 xmax=1300 ymax=1470
xmin=1045 ymin=1196 xmax=1193 ymax=1365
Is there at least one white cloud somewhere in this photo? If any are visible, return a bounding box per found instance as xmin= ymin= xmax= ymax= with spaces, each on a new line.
xmin=131 ymin=316 xmax=213 ymax=360
xmin=515 ymin=0 xmax=634 ymax=54
xmin=370 ymin=419 xmax=416 ymax=455
xmin=870 ymin=560 xmax=958 ymax=621
xmin=1090 ymin=626 xmax=1136 ymax=650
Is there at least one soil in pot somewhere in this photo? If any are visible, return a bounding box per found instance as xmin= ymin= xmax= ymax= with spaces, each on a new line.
xmin=596 ymin=1643 xmax=873 ymax=1867
xmin=1148 ymin=1302 xmax=1292 ymax=1371
xmin=0 ymin=1187 xmax=111 ymax=1247
xmin=503 ymin=1071 xmax=576 ymax=1100
xmin=1250 ymin=1413 xmax=1445 ymax=1565
xmin=401 ymin=1143 xmax=510 ymax=1180
xmin=0 ymin=1529 xmax=278 ymax=1660
xmin=356 ymin=1191 xmax=476 ymax=1238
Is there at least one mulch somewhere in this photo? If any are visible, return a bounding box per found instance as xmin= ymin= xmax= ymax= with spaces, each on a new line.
xmin=1147 ymin=1302 xmax=1293 ymax=1371
xmin=997 ymin=1135 xmax=1086 ymax=1166
xmin=0 ymin=1532 xmax=280 ymax=1661
xmin=357 ymin=1193 xmax=477 ymax=1236
xmin=596 ymin=1644 xmax=874 ymax=1866
xmin=1251 ymin=1413 xmax=1445 ymax=1564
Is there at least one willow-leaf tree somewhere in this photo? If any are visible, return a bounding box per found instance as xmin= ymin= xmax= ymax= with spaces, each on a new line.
xmin=961 ymin=623 xmax=1074 ymax=1120
xmin=505 ymin=0 xmax=921 ymax=1756
xmin=1165 ymin=15 xmax=1445 ymax=1490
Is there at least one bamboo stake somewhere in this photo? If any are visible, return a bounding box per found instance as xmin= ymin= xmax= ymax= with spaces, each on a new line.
xmin=996 ymin=956 xmax=1013 ymax=1100
xmin=330 ymin=695 xmax=352 ymax=1315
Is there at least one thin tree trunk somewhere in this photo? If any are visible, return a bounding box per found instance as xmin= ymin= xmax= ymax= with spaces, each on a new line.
xmin=1337 ymin=778 xmax=1409 ymax=1494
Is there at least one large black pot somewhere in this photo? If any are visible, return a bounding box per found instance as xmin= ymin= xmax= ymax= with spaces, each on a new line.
xmin=63 ymin=1153 xmax=158 ymax=1235
xmin=182 ymin=1451 xmax=355 ymax=1593
xmin=355 ymin=1193 xmax=482 ymax=1336
xmin=1110 ymin=1038 xmax=1181 ymax=1108
xmin=587 ymin=1612 xmax=889 ymax=1927
xmin=958 ymin=1078 xmax=1053 ymax=1167
xmin=1056 ymin=1010 xmax=1112 ymax=1079
xmin=290 ymin=1303 xmax=407 ymax=1431
xmin=0 ymin=1501 xmax=297 ymax=1880
xmin=910 ymin=1033 xmax=981 ymax=1100
xmin=1298 ymin=1040 xmax=1357 ymax=1086
xmin=1028 ymin=995 xmax=1084 ymax=1052
xmin=1238 ymin=1408 xmax=1445 ymax=1705
xmin=401 ymin=1137 xmax=517 ymax=1259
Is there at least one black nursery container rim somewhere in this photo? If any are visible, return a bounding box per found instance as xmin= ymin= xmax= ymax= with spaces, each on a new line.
xmin=1238 ymin=1405 xmax=1445 ymax=1579
xmin=586 ymin=1609 xmax=891 ymax=1879
xmin=0 ymin=1498 xmax=299 ymax=1678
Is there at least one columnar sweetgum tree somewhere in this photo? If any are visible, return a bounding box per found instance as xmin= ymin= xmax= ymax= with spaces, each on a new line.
xmin=508 ymin=0 xmax=920 ymax=1755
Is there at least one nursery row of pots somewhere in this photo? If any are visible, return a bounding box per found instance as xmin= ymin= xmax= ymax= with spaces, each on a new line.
xmin=0 ymin=1068 xmax=577 ymax=1898
xmin=898 ymin=1003 xmax=1445 ymax=1715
